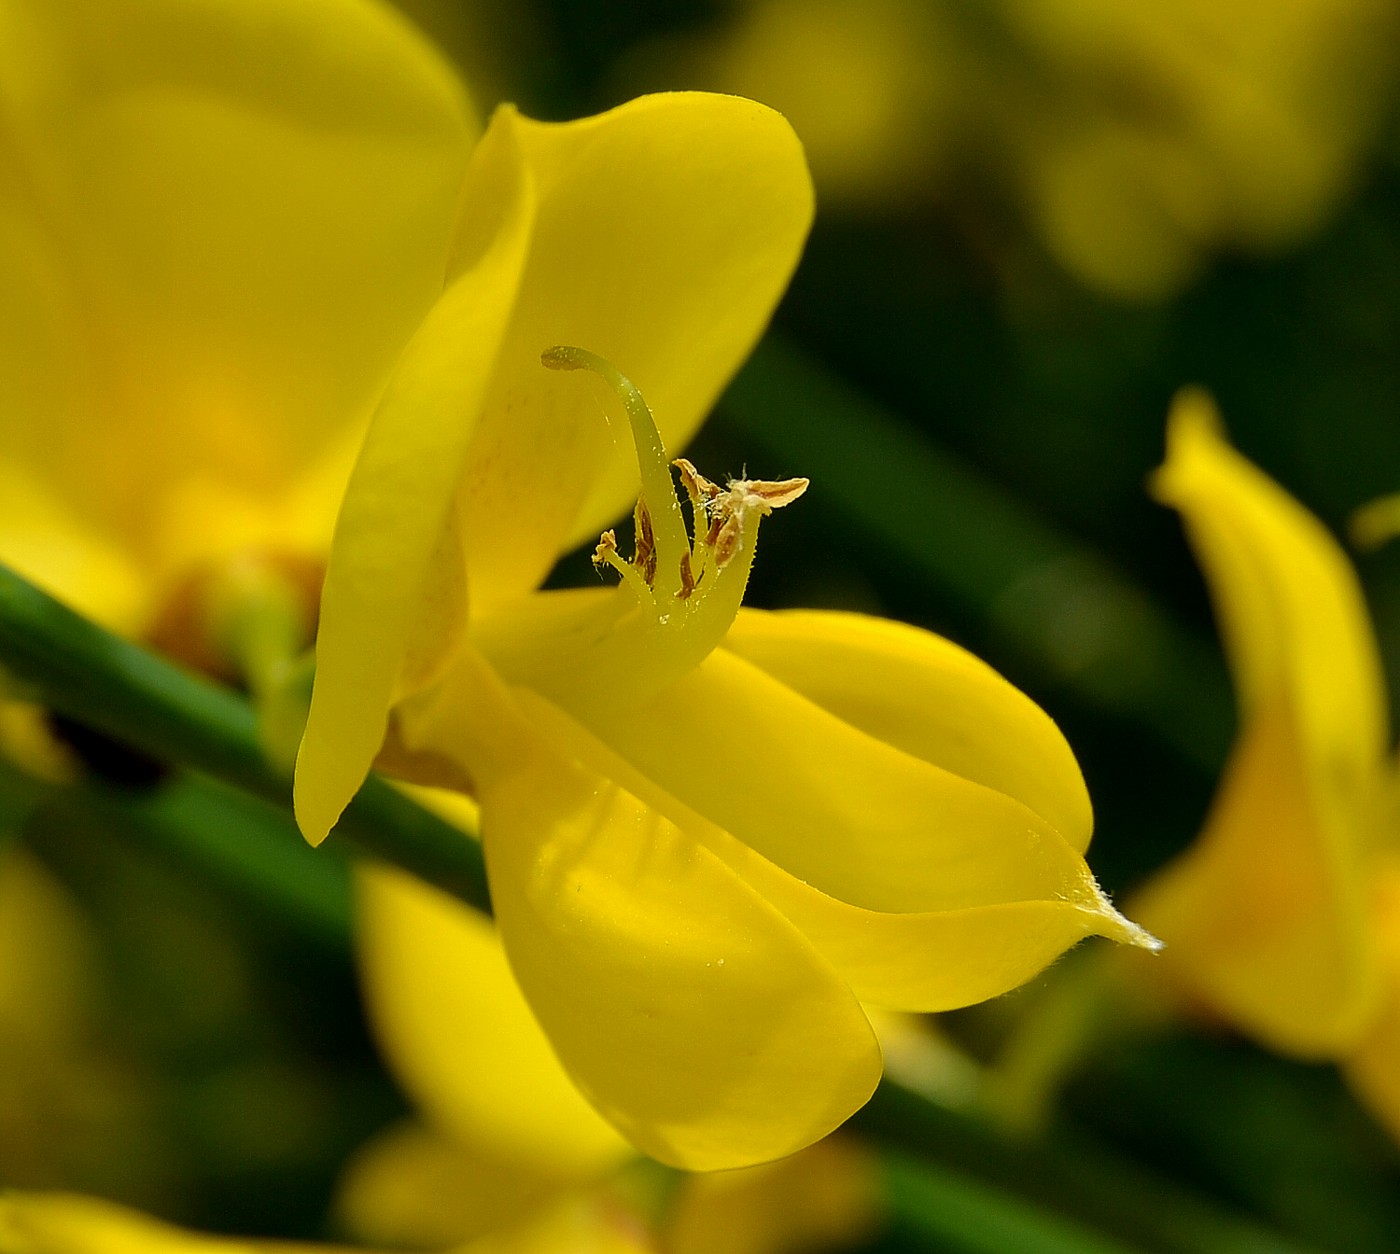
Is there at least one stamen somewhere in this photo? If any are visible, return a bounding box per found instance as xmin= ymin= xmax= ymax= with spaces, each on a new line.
xmin=633 ymin=500 xmax=657 ymax=587
xmin=712 ymin=514 xmax=742 ymax=568
xmin=543 ymin=347 xmax=809 ymax=635
xmin=593 ymin=528 xmax=653 ymax=604
xmin=725 ymin=476 xmax=810 ymax=514
xmin=673 ymin=457 xmax=720 ymax=589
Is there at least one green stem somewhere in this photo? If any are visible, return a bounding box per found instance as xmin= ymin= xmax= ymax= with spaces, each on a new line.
xmin=13 ymin=758 xmax=353 ymax=950
xmin=0 ymin=562 xmax=490 ymax=914
xmin=857 ymin=1080 xmax=1328 ymax=1254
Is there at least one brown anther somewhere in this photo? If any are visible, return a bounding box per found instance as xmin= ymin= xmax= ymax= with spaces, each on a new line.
xmin=633 ymin=501 xmax=658 ymax=586
xmin=673 ymin=457 xmax=720 ymax=502
xmin=713 ymin=514 xmax=743 ymax=569
xmin=735 ymin=476 xmax=809 ymax=513
xmin=592 ymin=529 xmax=619 ymax=565
xmin=704 ymin=509 xmax=726 ymax=549
xmin=677 ymin=550 xmax=696 ymax=600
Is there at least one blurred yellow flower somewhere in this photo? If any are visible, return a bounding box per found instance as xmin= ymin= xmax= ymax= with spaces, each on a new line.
xmin=650 ymin=0 xmax=1399 ymax=300
xmin=294 ymin=91 xmax=1155 ymax=1170
xmin=1134 ymin=391 xmax=1400 ymax=1139
xmin=340 ymin=857 xmax=881 ymax=1253
xmin=0 ymin=0 xmax=473 ymax=637
xmin=0 ymin=1190 xmax=377 ymax=1254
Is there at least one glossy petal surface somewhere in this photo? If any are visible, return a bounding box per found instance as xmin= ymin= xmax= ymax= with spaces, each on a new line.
xmin=723 ymin=608 xmax=1094 ymax=852
xmin=1139 ymin=392 xmax=1383 ymax=1055
xmin=479 ymin=745 xmax=881 ymax=1171
xmin=508 ymin=635 xmax=1147 ymax=1012
xmin=575 ymin=644 xmax=1103 ymax=915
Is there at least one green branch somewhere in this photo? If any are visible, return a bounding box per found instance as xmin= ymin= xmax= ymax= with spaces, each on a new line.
xmin=0 ymin=562 xmax=489 ymax=914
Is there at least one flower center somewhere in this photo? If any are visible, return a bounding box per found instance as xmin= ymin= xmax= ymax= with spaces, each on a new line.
xmin=541 ymin=345 xmax=806 ymax=627
xmin=467 ymin=348 xmax=808 ymax=718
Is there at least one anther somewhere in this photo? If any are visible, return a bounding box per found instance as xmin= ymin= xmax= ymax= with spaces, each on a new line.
xmin=713 ymin=515 xmax=742 ymax=568
xmin=633 ymin=500 xmax=657 ymax=586
xmin=592 ymin=529 xmax=619 ymax=567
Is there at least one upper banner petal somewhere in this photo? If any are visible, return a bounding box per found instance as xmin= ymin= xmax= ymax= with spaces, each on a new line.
xmin=295 ymin=117 xmax=535 ymax=843
xmin=447 ymin=93 xmax=814 ymax=609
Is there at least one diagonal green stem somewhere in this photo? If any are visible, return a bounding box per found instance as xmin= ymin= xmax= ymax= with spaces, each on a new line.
xmin=0 ymin=562 xmax=490 ymax=914
xmin=724 ymin=338 xmax=1234 ymax=773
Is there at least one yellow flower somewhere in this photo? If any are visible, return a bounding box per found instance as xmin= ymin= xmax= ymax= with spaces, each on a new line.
xmin=0 ymin=0 xmax=473 ymax=635
xmin=0 ymin=1187 xmax=657 ymax=1254
xmin=1134 ymin=391 xmax=1400 ymax=1139
xmin=294 ymin=91 xmax=1154 ymax=1170
xmin=342 ymin=857 xmax=881 ymax=1252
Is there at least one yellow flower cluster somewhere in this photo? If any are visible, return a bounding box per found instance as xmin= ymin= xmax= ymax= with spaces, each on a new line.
xmin=655 ymin=0 xmax=1400 ymax=300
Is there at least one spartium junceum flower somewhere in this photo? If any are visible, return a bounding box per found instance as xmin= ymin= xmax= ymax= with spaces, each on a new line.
xmin=1130 ymin=391 xmax=1400 ymax=1142
xmin=0 ymin=0 xmax=472 ymax=664
xmin=293 ymin=91 xmax=1158 ymax=1171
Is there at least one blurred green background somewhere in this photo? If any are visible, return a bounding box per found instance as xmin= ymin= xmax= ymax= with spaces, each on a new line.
xmin=9 ymin=1 xmax=1400 ymax=1250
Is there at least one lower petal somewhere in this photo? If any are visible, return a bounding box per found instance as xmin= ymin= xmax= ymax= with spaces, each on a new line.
xmin=712 ymin=832 xmax=1136 ymax=1011
xmin=723 ymin=608 xmax=1093 ymax=853
xmin=507 ymin=686 xmax=1150 ymax=1014
xmin=480 ymin=750 xmax=881 ymax=1171
xmin=574 ymin=645 xmax=1107 ymax=916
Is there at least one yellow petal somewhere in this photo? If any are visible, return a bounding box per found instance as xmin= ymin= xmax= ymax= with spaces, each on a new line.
xmin=1138 ymin=391 xmax=1384 ymax=1055
xmin=723 ymin=608 xmax=1094 ymax=852
xmin=508 ymin=673 xmax=1147 ymax=1013
xmin=335 ymin=1118 xmax=570 ymax=1250
xmin=0 ymin=1190 xmax=367 ymax=1253
xmin=667 ymin=1137 xmax=881 ymax=1254
xmin=356 ymin=863 xmax=632 ymax=1176
xmin=0 ymin=0 xmax=473 ymax=564
xmin=0 ymin=461 xmax=144 ymax=632
xmin=480 ymin=749 xmax=881 ymax=1171
xmin=448 ymin=93 xmax=814 ymax=610
xmin=294 ymin=116 xmax=536 ymax=843
xmin=1344 ymin=863 xmax=1400 ymax=1143
xmin=716 ymin=839 xmax=1136 ymax=1012
xmin=573 ymin=642 xmax=1112 ymax=918
xmin=452 ymin=1194 xmax=654 ymax=1254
